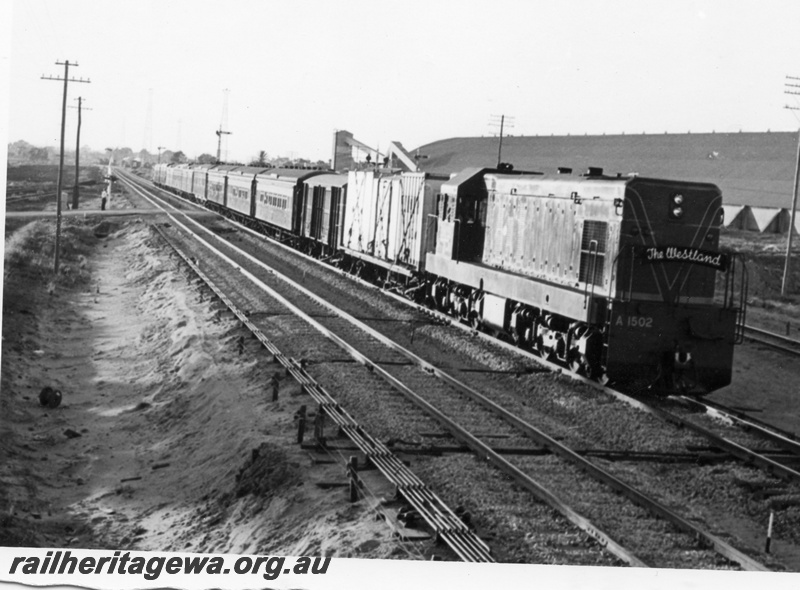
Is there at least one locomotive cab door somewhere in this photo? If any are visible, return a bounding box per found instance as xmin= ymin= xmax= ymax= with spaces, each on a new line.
xmin=455 ymin=193 xmax=486 ymax=262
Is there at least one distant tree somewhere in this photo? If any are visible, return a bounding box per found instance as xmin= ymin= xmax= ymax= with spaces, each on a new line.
xmin=28 ymin=147 xmax=50 ymax=162
xmin=170 ymin=150 xmax=187 ymax=164
xmin=8 ymin=140 xmax=33 ymax=159
xmin=196 ymin=153 xmax=216 ymax=164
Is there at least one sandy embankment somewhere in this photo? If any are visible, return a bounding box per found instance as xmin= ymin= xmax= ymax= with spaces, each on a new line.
xmin=1 ymin=220 xmax=405 ymax=558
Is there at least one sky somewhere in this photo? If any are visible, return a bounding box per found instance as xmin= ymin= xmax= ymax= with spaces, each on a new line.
xmin=4 ymin=0 xmax=800 ymax=165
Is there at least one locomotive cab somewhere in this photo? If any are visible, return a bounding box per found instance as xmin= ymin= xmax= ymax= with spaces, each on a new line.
xmin=606 ymin=177 xmax=747 ymax=394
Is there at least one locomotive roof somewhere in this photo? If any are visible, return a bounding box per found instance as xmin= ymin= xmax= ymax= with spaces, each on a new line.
xmin=487 ymin=172 xmax=721 ymax=199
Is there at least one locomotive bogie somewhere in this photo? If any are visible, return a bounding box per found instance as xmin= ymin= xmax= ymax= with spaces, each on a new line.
xmin=425 ymin=252 xmax=606 ymax=325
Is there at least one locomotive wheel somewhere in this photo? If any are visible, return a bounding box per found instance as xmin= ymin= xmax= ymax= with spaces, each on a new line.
xmin=534 ymin=337 xmax=552 ymax=360
xmin=595 ymin=367 xmax=610 ymax=386
xmin=569 ymin=354 xmax=589 ymax=376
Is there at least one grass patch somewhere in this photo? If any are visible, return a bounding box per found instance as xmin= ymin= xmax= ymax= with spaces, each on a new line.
xmin=4 ymin=218 xmax=99 ymax=289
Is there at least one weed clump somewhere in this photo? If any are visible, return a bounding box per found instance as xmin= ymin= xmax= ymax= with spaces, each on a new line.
xmin=4 ymin=219 xmax=99 ymax=289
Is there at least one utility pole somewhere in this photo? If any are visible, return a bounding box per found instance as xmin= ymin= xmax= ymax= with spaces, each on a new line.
xmin=489 ymin=114 xmax=515 ymax=167
xmin=68 ymin=97 xmax=92 ymax=210
xmin=157 ymin=146 xmax=165 ymax=164
xmin=41 ymin=60 xmax=90 ymax=274
xmin=782 ymin=75 xmax=800 ymax=295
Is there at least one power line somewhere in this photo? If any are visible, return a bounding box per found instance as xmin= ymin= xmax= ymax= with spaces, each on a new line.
xmin=41 ymin=60 xmax=90 ymax=274
xmin=782 ymin=75 xmax=800 ymax=295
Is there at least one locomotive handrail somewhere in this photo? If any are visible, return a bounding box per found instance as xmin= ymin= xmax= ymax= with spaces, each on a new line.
xmin=453 ymin=218 xmax=462 ymax=263
xmin=735 ymin=253 xmax=748 ymax=344
xmin=425 ymin=214 xmax=438 ymax=255
xmin=583 ymin=240 xmax=599 ymax=310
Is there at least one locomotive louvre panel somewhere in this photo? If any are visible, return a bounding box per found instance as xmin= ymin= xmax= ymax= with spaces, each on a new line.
xmin=579 ymin=220 xmax=608 ymax=286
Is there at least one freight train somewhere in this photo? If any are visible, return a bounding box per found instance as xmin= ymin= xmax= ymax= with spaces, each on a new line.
xmin=152 ymin=161 xmax=748 ymax=396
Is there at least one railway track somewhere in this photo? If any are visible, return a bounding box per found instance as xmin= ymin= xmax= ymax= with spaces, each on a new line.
xmin=114 ymin=170 xmax=783 ymax=569
xmin=121 ymin=169 xmax=800 ymax=481
xmin=744 ymin=324 xmax=800 ymax=357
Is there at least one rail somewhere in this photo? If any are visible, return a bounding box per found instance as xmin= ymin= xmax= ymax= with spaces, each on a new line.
xmin=149 ymin=222 xmax=495 ymax=563
xmin=121 ymin=171 xmax=776 ymax=570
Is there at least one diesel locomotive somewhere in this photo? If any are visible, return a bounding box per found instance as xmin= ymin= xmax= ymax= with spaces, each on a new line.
xmin=152 ymin=161 xmax=747 ymax=395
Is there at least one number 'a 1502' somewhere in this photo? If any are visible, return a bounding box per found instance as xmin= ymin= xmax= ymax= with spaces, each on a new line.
xmin=615 ymin=315 xmax=653 ymax=328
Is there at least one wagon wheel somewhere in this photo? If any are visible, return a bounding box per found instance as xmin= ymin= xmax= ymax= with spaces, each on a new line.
xmin=469 ymin=312 xmax=483 ymax=332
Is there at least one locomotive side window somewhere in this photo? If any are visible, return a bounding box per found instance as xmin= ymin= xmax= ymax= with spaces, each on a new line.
xmin=579 ymin=220 xmax=608 ymax=286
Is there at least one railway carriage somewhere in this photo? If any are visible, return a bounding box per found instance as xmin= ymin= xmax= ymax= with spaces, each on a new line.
xmin=153 ymin=162 xmax=168 ymax=186
xmin=424 ymin=167 xmax=747 ymax=394
xmin=190 ymin=164 xmax=216 ymax=203
xmin=251 ymin=168 xmax=327 ymax=237
xmin=299 ymin=173 xmax=348 ymax=255
xmin=176 ymin=164 xmax=196 ymax=196
xmin=225 ymin=166 xmax=271 ymax=218
xmin=205 ymin=165 xmax=240 ymax=209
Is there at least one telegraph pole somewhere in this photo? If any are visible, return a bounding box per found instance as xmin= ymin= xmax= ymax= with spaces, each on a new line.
xmin=68 ymin=97 xmax=92 ymax=210
xmin=489 ymin=114 xmax=515 ymax=167
xmin=41 ymin=60 xmax=90 ymax=274
xmin=782 ymin=75 xmax=800 ymax=295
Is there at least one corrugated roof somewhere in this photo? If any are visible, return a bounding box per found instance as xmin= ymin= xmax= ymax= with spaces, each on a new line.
xmin=414 ymin=131 xmax=798 ymax=208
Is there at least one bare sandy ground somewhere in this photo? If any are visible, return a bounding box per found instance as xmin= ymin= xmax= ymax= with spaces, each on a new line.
xmin=1 ymin=220 xmax=413 ymax=559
